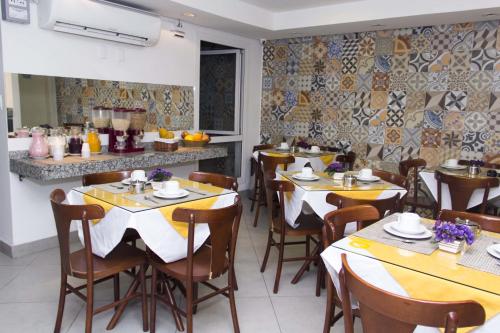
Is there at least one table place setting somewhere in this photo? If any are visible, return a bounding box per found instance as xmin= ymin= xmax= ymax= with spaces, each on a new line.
xmin=457 ymin=235 xmax=500 ymax=276
xmin=354 ymin=213 xmax=438 ymax=255
xmin=91 ymin=181 xmax=131 ymax=194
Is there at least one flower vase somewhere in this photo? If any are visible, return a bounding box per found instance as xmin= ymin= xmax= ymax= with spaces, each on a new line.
xmin=438 ymin=240 xmax=465 ymax=254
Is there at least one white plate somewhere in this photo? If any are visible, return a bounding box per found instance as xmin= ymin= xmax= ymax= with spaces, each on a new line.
xmin=390 ymin=222 xmax=427 ymax=235
xmin=383 ymin=222 xmax=433 ymax=239
xmin=440 ymin=164 xmax=467 ymax=170
xmin=121 ymin=178 xmax=149 ymax=185
xmin=357 ymin=175 xmax=381 ymax=182
xmin=292 ymin=174 xmax=320 ymax=181
xmin=153 ymin=189 xmax=189 ymax=199
xmin=486 ymin=244 xmax=500 ymax=259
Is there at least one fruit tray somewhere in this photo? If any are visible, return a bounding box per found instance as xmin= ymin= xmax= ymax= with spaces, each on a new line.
xmin=181 ymin=139 xmax=210 ymax=147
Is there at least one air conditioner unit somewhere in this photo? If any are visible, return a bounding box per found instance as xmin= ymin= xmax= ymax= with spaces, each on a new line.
xmin=38 ymin=0 xmax=161 ymax=47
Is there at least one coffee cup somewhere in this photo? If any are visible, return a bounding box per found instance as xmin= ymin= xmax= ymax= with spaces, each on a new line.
xmin=396 ymin=213 xmax=421 ymax=234
xmin=131 ymin=170 xmax=146 ymax=182
xmin=280 ymin=142 xmax=289 ymax=150
xmin=301 ymin=167 xmax=313 ymax=178
xmin=310 ymin=145 xmax=320 ymax=153
xmin=162 ymin=180 xmax=180 ymax=195
xmin=445 ymin=159 xmax=458 ymax=167
xmin=358 ymin=168 xmax=373 ymax=179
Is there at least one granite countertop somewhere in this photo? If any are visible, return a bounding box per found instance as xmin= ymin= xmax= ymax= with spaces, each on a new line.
xmin=9 ymin=146 xmax=227 ymax=181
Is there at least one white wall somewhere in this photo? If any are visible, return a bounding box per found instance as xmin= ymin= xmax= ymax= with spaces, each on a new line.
xmin=0 ymin=3 xmax=262 ymax=249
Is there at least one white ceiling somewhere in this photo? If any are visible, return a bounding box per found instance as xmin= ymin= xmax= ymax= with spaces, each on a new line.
xmin=239 ymin=0 xmax=359 ymax=12
xmin=121 ymin=0 xmax=500 ymax=39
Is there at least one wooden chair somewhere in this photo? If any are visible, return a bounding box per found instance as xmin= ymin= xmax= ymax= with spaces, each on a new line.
xmin=399 ymin=158 xmax=435 ymax=212
xmin=50 ymin=189 xmax=148 ymax=333
xmin=188 ymin=171 xmax=238 ymax=191
xmin=149 ymin=196 xmax=243 ymax=333
xmin=435 ymin=171 xmax=499 ymax=215
xmin=249 ymin=144 xmax=275 ymax=211
xmin=82 ymin=170 xmax=140 ymax=247
xmin=438 ymin=209 xmax=500 ymax=233
xmin=253 ymin=152 xmax=295 ymax=227
xmin=260 ymin=171 xmax=323 ymax=295
xmin=335 ymin=151 xmax=356 ymax=171
xmin=322 ymin=205 xmax=380 ymax=333
xmin=326 ymin=192 xmax=402 ymax=219
xmin=372 ymin=169 xmax=408 ymax=211
xmin=339 ymin=253 xmax=485 ymax=333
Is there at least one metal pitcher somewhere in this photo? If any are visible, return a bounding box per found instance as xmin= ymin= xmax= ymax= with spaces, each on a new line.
xmin=129 ymin=180 xmax=146 ymax=194
xmin=343 ymin=174 xmax=357 ymax=187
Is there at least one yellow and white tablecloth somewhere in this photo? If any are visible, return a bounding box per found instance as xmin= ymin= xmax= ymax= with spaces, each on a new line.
xmin=67 ymin=179 xmax=237 ymax=263
xmin=321 ymin=233 xmax=500 ymax=332
xmin=420 ymin=169 xmax=500 ymax=210
xmin=278 ymin=172 xmax=407 ymax=228
xmin=252 ymin=150 xmax=336 ymax=173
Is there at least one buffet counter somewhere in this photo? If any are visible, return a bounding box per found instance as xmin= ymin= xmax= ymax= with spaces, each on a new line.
xmin=9 ymin=146 xmax=227 ymax=181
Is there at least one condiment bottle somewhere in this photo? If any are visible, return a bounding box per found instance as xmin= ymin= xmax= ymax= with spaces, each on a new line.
xmin=87 ymin=128 xmax=101 ymax=154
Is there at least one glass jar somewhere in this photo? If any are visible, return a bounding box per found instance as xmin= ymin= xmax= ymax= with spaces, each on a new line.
xmin=111 ymin=108 xmax=131 ymax=132
xmin=87 ymin=128 xmax=101 ymax=153
xmin=29 ymin=127 xmax=49 ymax=159
xmin=129 ymin=108 xmax=147 ymax=130
xmin=68 ymin=126 xmax=83 ymax=155
xmin=92 ymin=106 xmax=111 ymax=129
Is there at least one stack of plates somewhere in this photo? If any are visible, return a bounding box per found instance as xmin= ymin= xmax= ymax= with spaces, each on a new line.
xmin=357 ymin=175 xmax=381 ymax=182
xmin=383 ymin=222 xmax=433 ymax=239
xmin=292 ymin=173 xmax=320 ymax=181
xmin=440 ymin=164 xmax=467 ymax=170
xmin=153 ymin=189 xmax=189 ymax=199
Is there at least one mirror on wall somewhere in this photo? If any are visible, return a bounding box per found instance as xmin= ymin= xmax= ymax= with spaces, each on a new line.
xmin=3 ymin=73 xmax=195 ymax=135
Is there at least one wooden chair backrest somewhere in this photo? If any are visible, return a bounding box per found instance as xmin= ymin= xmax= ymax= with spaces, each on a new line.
xmin=82 ymin=170 xmax=132 ymax=186
xmin=339 ymin=253 xmax=485 ymax=333
xmin=399 ymin=158 xmax=426 ymax=202
xmin=50 ymin=189 xmax=104 ymax=277
xmin=322 ymin=205 xmax=380 ymax=248
xmin=252 ymin=144 xmax=274 ymax=152
xmin=172 ymin=196 xmax=242 ymax=281
xmin=259 ymin=152 xmax=295 ymax=173
xmin=435 ymin=171 xmax=499 ymax=213
xmin=264 ymin=172 xmax=295 ymax=231
xmin=326 ymin=192 xmax=401 ymax=220
xmin=372 ymin=170 xmax=408 ymax=211
xmin=438 ymin=209 xmax=500 ymax=233
xmin=189 ymin=171 xmax=238 ymax=191
xmin=335 ymin=151 xmax=356 ymax=171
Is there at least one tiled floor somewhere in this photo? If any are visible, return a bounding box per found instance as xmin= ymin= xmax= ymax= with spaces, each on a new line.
xmin=0 ymin=196 xmax=363 ymax=332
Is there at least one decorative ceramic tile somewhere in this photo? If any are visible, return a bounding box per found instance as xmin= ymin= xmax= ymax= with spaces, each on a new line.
xmin=468 ymin=71 xmax=493 ymax=92
xmin=424 ymin=91 xmax=446 ymax=110
xmin=403 ymin=127 xmax=422 ymax=149
xmin=368 ymin=126 xmax=385 ymax=144
xmin=386 ymin=108 xmax=405 ymax=127
xmin=311 ymin=75 xmax=326 ymax=91
xmin=358 ymin=36 xmax=375 ymax=56
xmin=404 ymin=109 xmax=424 ymax=128
xmin=394 ymin=36 xmax=411 ymax=54
xmin=467 ymin=92 xmax=491 ymax=112
xmin=419 ymin=147 xmax=440 ymax=167
xmin=421 ymin=128 xmax=441 ymax=148
xmin=350 ymin=125 xmax=369 ymax=144
xmin=493 ymin=72 xmax=500 ymax=92
xmin=427 ymin=72 xmax=449 ymax=91
xmin=487 ymin=111 xmax=500 ymax=132
xmin=374 ymin=55 xmax=392 ymax=72
xmin=449 ymin=51 xmax=471 ymax=71
xmin=366 ymin=143 xmax=384 ymax=160
xmin=461 ymin=130 xmax=489 ymax=159
xmin=299 ymin=59 xmax=315 ymax=75
xmin=343 ymin=38 xmax=359 ymax=58
xmin=464 ymin=111 xmax=489 ymax=131
xmin=341 ymin=56 xmax=357 ymax=74
xmin=354 ymin=91 xmax=371 ymax=108
xmin=423 ymin=110 xmax=444 ymax=129
xmin=432 ymin=32 xmax=453 ymax=52
xmin=447 ymin=71 xmax=469 ymax=91
xmin=383 ymin=144 xmax=402 ymax=162
xmin=340 ymin=74 xmax=357 ymax=91
xmin=409 ymin=53 xmax=430 ymax=72
xmin=441 ymin=130 xmax=463 ymax=149
xmin=450 ymin=31 xmax=474 ymax=52
xmin=375 ymin=37 xmax=394 ymax=55
xmin=428 ymin=52 xmax=451 ymax=72
xmin=401 ymin=146 xmax=420 ymax=160
xmin=370 ymin=91 xmax=388 ymax=109
xmin=357 ymin=56 xmax=375 ymax=74
xmin=444 ymin=90 xmax=468 ymax=111
xmin=389 ymin=73 xmax=408 ymax=91
xmin=357 ymin=74 xmax=373 ymax=92
xmin=406 ymin=73 xmax=428 ymax=93
xmin=443 ymin=111 xmax=465 ymax=131
xmin=489 ymin=92 xmax=500 ymax=112
xmin=439 ymin=147 xmax=461 ymax=161
xmin=372 ymin=72 xmax=390 ymax=91
xmin=470 ymin=49 xmax=496 ymax=71
xmin=385 ymin=127 xmax=403 ymax=144
xmin=473 ymin=28 xmax=498 ymax=49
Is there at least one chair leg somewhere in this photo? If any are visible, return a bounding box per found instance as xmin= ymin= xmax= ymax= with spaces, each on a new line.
xmin=165 ymin=278 xmax=184 ymax=331
xmin=229 ymin=268 xmax=240 ymax=333
xmin=113 ymin=274 xmax=120 ymax=310
xmin=253 ymin=187 xmax=262 ymax=227
xmin=250 ymin=169 xmax=259 ymax=212
xmin=323 ymin=279 xmax=334 ymax=333
xmin=192 ymin=283 xmax=198 ymax=314
xmin=85 ymin=280 xmax=94 ymax=333
xmin=260 ymin=231 xmax=273 ymax=273
xmin=140 ymin=265 xmax=148 ymax=332
xmin=232 ymin=269 xmax=239 ymax=291
xmin=150 ymin=267 xmax=157 ymax=333
xmin=186 ymin=280 xmax=194 ymax=333
xmin=273 ymin=235 xmax=285 ymax=294
xmin=54 ymin=273 xmax=67 ymax=333
xmin=305 ymin=235 xmax=310 ymax=272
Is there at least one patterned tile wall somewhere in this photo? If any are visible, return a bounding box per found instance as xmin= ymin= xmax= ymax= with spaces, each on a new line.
xmin=260 ymin=20 xmax=500 ymax=171
xmin=55 ymin=77 xmax=194 ymax=130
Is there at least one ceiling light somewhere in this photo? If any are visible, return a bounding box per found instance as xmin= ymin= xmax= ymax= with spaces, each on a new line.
xmin=482 ymin=13 xmax=499 ymax=17
xmin=171 ymin=20 xmax=185 ymax=38
xmin=183 ymin=12 xmax=195 ymax=17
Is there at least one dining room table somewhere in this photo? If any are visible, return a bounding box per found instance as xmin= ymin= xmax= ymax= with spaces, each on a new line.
xmin=321 ymin=213 xmax=500 ymax=333
xmin=67 ymin=177 xmax=238 ymax=263
xmin=420 ymin=166 xmax=500 ymax=210
xmin=253 ymin=148 xmax=337 ymax=173
xmin=277 ymin=170 xmax=407 ymax=228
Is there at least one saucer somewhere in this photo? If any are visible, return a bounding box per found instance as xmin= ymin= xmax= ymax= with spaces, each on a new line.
xmin=306 ymin=150 xmax=322 ymax=154
xmin=391 ymin=222 xmax=427 ymax=235
xmin=383 ymin=222 xmax=432 ymax=239
xmin=440 ymin=164 xmax=467 ymax=170
xmin=153 ymin=189 xmax=189 ymax=199
xmin=276 ymin=147 xmax=290 ymax=151
xmin=357 ymin=175 xmax=381 ymax=182
xmin=486 ymin=244 xmax=500 ymax=259
xmin=292 ymin=174 xmax=320 ymax=181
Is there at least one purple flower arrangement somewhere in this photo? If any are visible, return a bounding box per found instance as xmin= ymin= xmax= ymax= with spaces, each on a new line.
xmin=148 ymin=168 xmax=173 ymax=182
xmin=470 ymin=160 xmax=484 ymax=167
xmin=296 ymin=139 xmax=311 ymax=149
xmin=324 ymin=162 xmax=346 ymax=175
xmin=433 ymin=220 xmax=475 ymax=245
